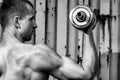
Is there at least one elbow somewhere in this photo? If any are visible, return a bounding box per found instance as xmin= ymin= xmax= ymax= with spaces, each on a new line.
xmin=71 ymin=70 xmax=93 ymax=80
xmin=82 ymin=69 xmax=97 ymax=80
xmin=73 ymin=72 xmax=92 ymax=80
xmin=83 ymin=72 xmax=92 ymax=80
xmin=83 ymin=61 xmax=99 ymax=79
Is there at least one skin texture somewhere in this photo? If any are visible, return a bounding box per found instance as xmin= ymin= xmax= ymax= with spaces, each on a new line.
xmin=0 ymin=1 xmax=98 ymax=80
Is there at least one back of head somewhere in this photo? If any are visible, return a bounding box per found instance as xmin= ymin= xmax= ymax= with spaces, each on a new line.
xmin=0 ymin=0 xmax=33 ymax=30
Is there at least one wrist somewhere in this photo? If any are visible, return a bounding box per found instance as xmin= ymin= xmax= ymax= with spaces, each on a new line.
xmin=83 ymin=30 xmax=94 ymax=42
xmin=84 ymin=29 xmax=93 ymax=36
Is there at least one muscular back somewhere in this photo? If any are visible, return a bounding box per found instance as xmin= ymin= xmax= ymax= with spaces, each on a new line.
xmin=0 ymin=43 xmax=61 ymax=80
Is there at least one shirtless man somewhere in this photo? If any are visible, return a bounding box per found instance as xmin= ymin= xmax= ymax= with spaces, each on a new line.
xmin=0 ymin=0 xmax=98 ymax=80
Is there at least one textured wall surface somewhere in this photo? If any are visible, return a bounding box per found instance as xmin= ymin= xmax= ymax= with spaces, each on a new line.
xmin=0 ymin=0 xmax=120 ymax=80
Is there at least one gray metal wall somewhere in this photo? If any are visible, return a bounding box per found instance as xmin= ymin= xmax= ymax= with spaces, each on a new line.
xmin=0 ymin=0 xmax=120 ymax=80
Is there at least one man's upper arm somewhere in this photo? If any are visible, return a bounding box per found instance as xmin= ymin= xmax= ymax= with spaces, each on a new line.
xmin=28 ymin=44 xmax=92 ymax=80
xmin=50 ymin=56 xmax=92 ymax=80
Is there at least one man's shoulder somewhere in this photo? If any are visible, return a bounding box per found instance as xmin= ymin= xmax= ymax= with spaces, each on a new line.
xmin=35 ymin=43 xmax=53 ymax=52
xmin=16 ymin=43 xmax=54 ymax=56
xmin=12 ymin=43 xmax=35 ymax=53
xmin=5 ymin=43 xmax=57 ymax=62
xmin=18 ymin=43 xmax=50 ymax=50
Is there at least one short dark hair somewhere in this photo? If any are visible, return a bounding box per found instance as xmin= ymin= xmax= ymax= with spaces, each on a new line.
xmin=0 ymin=0 xmax=34 ymax=29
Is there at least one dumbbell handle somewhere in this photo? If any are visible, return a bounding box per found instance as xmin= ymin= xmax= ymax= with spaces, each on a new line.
xmin=76 ymin=11 xmax=87 ymax=22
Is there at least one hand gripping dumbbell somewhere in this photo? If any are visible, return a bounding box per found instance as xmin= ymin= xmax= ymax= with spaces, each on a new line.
xmin=69 ymin=6 xmax=96 ymax=30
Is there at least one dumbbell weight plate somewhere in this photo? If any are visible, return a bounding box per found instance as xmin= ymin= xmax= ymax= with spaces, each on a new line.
xmin=69 ymin=6 xmax=96 ymax=29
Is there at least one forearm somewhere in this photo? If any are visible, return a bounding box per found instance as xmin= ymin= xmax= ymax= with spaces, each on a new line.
xmin=82 ymin=31 xmax=98 ymax=77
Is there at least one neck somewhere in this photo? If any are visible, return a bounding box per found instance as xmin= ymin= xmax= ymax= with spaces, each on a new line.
xmin=1 ymin=28 xmax=24 ymax=44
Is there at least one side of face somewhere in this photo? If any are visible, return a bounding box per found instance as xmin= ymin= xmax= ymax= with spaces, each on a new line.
xmin=17 ymin=3 xmax=36 ymax=41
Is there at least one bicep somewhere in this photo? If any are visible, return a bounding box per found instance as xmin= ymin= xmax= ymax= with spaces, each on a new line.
xmin=50 ymin=56 xmax=91 ymax=80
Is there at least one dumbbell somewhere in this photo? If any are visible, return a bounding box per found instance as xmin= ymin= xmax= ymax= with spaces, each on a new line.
xmin=69 ymin=6 xmax=96 ymax=30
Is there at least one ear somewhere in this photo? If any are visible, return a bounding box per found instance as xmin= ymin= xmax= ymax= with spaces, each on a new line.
xmin=13 ymin=16 xmax=21 ymax=29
